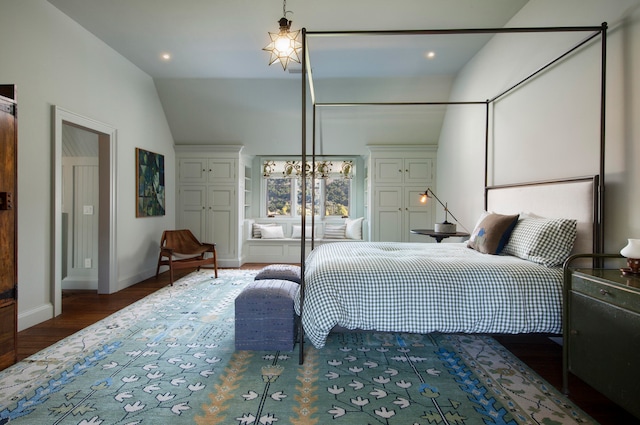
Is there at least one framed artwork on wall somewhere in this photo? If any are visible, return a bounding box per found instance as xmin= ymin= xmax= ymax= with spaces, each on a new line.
xmin=136 ymin=148 xmax=165 ymax=217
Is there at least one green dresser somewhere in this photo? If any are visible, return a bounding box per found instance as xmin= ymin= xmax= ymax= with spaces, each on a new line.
xmin=564 ymin=269 xmax=640 ymax=419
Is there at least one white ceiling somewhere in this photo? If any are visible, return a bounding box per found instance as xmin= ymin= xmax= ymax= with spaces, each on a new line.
xmin=46 ymin=0 xmax=529 ymax=79
xmin=48 ymin=0 xmax=531 ymax=155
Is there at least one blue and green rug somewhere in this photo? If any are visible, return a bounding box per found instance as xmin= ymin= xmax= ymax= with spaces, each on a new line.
xmin=0 ymin=269 xmax=595 ymax=424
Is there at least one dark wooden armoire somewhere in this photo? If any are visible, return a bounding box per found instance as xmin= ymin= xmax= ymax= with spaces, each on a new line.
xmin=0 ymin=85 xmax=18 ymax=371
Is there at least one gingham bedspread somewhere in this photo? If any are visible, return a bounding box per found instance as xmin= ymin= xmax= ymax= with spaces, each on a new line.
xmin=294 ymin=242 xmax=564 ymax=348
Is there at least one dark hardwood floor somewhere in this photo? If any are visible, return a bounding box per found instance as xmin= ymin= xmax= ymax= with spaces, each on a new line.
xmin=16 ymin=265 xmax=639 ymax=425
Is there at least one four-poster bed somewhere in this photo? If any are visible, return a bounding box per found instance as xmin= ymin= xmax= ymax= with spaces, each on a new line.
xmin=296 ymin=24 xmax=608 ymax=361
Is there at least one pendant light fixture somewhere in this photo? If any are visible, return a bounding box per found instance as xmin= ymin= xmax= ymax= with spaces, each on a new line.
xmin=262 ymin=0 xmax=302 ymax=70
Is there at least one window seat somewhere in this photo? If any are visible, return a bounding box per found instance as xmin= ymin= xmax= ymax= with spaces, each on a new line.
xmin=242 ymin=219 xmax=367 ymax=263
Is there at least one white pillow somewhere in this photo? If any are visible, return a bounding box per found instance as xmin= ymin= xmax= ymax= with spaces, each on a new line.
xmin=291 ymin=225 xmax=314 ymax=239
xmin=252 ymin=222 xmax=276 ymax=238
xmin=519 ymin=211 xmax=543 ymax=219
xmin=260 ymin=225 xmax=285 ymax=239
xmin=345 ymin=217 xmax=364 ymax=240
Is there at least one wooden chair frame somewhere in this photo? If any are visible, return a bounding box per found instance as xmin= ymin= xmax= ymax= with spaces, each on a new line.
xmin=155 ymin=229 xmax=218 ymax=285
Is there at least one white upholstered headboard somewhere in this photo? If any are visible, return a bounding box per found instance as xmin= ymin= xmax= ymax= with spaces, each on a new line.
xmin=486 ymin=176 xmax=599 ymax=257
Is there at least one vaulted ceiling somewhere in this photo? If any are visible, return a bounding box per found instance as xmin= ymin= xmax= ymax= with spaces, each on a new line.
xmin=47 ymin=0 xmax=529 ymax=155
xmin=47 ymin=0 xmax=528 ymax=79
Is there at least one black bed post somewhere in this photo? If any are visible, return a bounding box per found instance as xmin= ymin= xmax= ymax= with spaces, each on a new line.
xmin=311 ymin=104 xmax=317 ymax=250
xmin=598 ymin=22 xmax=607 ymax=258
xmin=483 ymin=100 xmax=490 ymax=210
xmin=299 ymin=27 xmax=307 ymax=365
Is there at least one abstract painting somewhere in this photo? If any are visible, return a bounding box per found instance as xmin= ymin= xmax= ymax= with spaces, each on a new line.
xmin=136 ymin=148 xmax=165 ymax=217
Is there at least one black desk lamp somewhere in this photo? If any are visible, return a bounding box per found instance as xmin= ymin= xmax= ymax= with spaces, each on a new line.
xmin=420 ymin=188 xmax=466 ymax=234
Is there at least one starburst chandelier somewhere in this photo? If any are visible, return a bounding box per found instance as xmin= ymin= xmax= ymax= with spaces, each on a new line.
xmin=262 ymin=0 xmax=302 ymax=71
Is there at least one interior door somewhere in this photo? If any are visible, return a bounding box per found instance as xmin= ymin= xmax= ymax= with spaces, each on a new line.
xmin=0 ymin=85 xmax=17 ymax=371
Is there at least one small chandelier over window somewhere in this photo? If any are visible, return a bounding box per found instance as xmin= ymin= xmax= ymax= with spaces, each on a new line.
xmin=262 ymin=0 xmax=302 ymax=71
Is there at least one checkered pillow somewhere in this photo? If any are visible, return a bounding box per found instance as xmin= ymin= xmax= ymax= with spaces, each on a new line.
xmin=502 ymin=217 xmax=577 ymax=267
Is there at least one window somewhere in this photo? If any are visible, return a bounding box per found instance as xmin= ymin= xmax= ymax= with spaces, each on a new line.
xmin=266 ymin=177 xmax=292 ymax=216
xmin=324 ymin=176 xmax=350 ymax=217
xmin=262 ymin=159 xmax=353 ymax=217
xmin=296 ymin=178 xmax=321 ymax=216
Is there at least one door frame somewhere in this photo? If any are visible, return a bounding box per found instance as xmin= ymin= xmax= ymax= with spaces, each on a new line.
xmin=53 ymin=106 xmax=118 ymax=315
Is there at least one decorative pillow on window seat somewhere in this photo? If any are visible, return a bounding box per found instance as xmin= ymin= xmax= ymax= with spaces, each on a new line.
xmin=291 ymin=225 xmax=315 ymax=239
xmin=260 ymin=225 xmax=285 ymax=239
xmin=252 ymin=222 xmax=277 ymax=238
xmin=345 ymin=217 xmax=364 ymax=240
xmin=467 ymin=212 xmax=519 ymax=254
xmin=324 ymin=224 xmax=346 ymax=239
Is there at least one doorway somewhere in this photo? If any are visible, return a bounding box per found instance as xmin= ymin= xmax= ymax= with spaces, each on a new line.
xmin=61 ymin=124 xmax=99 ymax=289
xmin=53 ymin=106 xmax=118 ymax=316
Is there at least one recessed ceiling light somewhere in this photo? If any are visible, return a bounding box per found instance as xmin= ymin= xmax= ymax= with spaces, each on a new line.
xmin=161 ymin=53 xmax=172 ymax=61
xmin=425 ymin=51 xmax=436 ymax=59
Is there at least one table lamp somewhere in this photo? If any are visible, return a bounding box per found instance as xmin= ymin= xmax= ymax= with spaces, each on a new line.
xmin=420 ymin=188 xmax=463 ymax=234
xmin=620 ymin=238 xmax=640 ymax=274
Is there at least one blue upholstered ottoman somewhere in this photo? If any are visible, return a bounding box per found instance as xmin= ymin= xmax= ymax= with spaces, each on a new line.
xmin=254 ymin=264 xmax=301 ymax=284
xmin=235 ymin=279 xmax=299 ymax=351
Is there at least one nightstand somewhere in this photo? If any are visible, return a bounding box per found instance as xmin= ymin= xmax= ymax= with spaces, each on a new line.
xmin=563 ymin=266 xmax=640 ymax=419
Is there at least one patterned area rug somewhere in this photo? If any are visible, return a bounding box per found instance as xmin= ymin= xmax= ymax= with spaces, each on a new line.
xmin=0 ymin=269 xmax=596 ymax=424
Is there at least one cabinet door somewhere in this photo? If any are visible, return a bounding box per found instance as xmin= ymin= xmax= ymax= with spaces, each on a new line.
xmin=178 ymin=186 xmax=207 ymax=241
xmin=373 ymin=187 xmax=403 ymax=241
xmin=569 ymin=290 xmax=640 ymax=418
xmin=404 ymin=158 xmax=434 ymax=184
xmin=0 ymin=90 xmax=17 ymax=371
xmin=206 ymin=186 xmax=236 ymax=257
xmin=178 ymin=158 xmax=209 ymax=184
xmin=208 ymin=159 xmax=236 ymax=184
xmin=373 ymin=158 xmax=403 ymax=184
xmin=405 ymin=187 xmax=433 ymax=242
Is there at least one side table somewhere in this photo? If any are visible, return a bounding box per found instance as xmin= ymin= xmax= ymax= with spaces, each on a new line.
xmin=410 ymin=229 xmax=470 ymax=243
xmin=563 ymin=263 xmax=640 ymax=419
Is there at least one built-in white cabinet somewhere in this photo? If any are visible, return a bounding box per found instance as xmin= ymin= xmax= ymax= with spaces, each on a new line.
xmin=373 ymin=157 xmax=434 ymax=185
xmin=368 ymin=146 xmax=436 ymax=242
xmin=178 ymin=158 xmax=236 ymax=184
xmin=176 ymin=145 xmax=244 ymax=267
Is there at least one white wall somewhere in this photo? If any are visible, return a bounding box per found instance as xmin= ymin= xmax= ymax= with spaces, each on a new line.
xmin=154 ymin=75 xmax=453 ymax=156
xmin=0 ymin=0 xmax=176 ymax=330
xmin=438 ymin=0 xmax=640 ymax=253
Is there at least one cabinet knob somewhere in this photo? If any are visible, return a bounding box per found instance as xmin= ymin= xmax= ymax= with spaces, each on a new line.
xmin=570 ymin=329 xmax=579 ymax=336
xmin=599 ymin=288 xmax=609 ymax=296
xmin=398 ymin=169 xmax=402 ymax=173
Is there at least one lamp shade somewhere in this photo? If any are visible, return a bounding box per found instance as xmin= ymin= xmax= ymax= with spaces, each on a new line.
xmin=620 ymin=238 xmax=640 ymax=258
